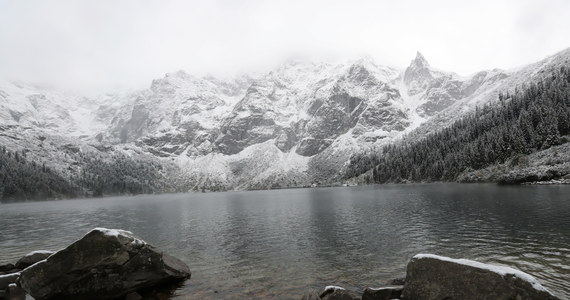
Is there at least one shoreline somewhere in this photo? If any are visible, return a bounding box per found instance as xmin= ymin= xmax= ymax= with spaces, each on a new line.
xmin=3 ymin=180 xmax=570 ymax=204
xmin=1 ymin=233 xmax=562 ymax=300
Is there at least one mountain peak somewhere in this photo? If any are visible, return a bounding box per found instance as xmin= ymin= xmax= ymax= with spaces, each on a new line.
xmin=403 ymin=51 xmax=434 ymax=95
xmin=411 ymin=51 xmax=429 ymax=68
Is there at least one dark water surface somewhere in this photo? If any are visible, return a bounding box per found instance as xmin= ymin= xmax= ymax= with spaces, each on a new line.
xmin=1 ymin=184 xmax=569 ymax=299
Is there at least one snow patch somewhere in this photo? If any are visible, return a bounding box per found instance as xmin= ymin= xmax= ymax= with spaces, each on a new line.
xmin=366 ymin=286 xmax=402 ymax=291
xmin=91 ymin=227 xmax=134 ymax=237
xmin=22 ymin=250 xmax=53 ymax=256
xmin=0 ymin=272 xmax=20 ymax=279
xmin=324 ymin=286 xmax=345 ymax=292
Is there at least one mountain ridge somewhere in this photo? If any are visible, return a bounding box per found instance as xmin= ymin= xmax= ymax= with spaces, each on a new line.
xmin=1 ymin=47 xmax=569 ymax=199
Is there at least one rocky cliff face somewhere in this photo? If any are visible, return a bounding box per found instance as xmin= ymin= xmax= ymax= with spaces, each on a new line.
xmin=1 ymin=49 xmax=569 ymax=192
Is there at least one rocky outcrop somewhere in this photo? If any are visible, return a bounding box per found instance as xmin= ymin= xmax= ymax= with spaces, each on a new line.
xmin=14 ymin=250 xmax=54 ymax=270
xmin=19 ymin=228 xmax=191 ymax=300
xmin=302 ymin=254 xmax=560 ymax=300
xmin=402 ymin=254 xmax=560 ymax=300
xmin=403 ymin=52 xmax=434 ymax=96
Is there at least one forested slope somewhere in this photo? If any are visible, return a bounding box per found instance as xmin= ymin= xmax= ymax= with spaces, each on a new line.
xmin=0 ymin=146 xmax=79 ymax=201
xmin=347 ymin=66 xmax=570 ymax=183
xmin=0 ymin=144 xmax=178 ymax=202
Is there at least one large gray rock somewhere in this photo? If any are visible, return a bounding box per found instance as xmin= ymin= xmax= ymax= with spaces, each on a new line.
xmin=402 ymin=254 xmax=560 ymax=300
xmin=361 ymin=286 xmax=402 ymax=300
xmin=19 ymin=228 xmax=191 ymax=300
xmin=14 ymin=250 xmax=54 ymax=270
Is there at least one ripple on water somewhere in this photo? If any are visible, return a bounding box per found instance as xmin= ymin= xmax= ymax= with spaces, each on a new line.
xmin=0 ymin=184 xmax=569 ymax=299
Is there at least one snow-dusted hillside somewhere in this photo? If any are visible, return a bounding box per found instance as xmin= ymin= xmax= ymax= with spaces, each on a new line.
xmin=1 ymin=48 xmax=569 ymax=193
xmin=0 ymin=80 xmax=124 ymax=138
xmin=407 ymin=48 xmax=570 ymax=142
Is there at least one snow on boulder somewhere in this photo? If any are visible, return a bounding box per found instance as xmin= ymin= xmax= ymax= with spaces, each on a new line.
xmin=14 ymin=250 xmax=54 ymax=270
xmin=19 ymin=228 xmax=191 ymax=300
xmin=402 ymin=254 xmax=560 ymax=300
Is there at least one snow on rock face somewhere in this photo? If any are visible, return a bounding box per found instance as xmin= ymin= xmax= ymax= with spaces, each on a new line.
xmin=2 ymin=48 xmax=569 ymax=191
xmin=403 ymin=52 xmax=433 ymax=96
xmin=104 ymin=71 xmax=255 ymax=146
xmin=402 ymin=52 xmax=480 ymax=118
xmin=0 ymin=80 xmax=115 ymax=138
xmin=214 ymin=58 xmax=409 ymax=157
xmin=407 ymin=47 xmax=570 ymax=143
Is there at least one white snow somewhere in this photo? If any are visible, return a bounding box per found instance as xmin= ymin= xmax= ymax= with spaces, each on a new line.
xmin=413 ymin=254 xmax=551 ymax=293
xmin=366 ymin=286 xmax=403 ymax=291
xmin=323 ymin=286 xmax=345 ymax=292
xmin=91 ymin=227 xmax=134 ymax=237
xmin=0 ymin=272 xmax=20 ymax=279
xmin=23 ymin=250 xmax=53 ymax=256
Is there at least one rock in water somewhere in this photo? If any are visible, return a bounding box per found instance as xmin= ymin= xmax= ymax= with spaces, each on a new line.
xmin=402 ymin=254 xmax=560 ymax=300
xmin=19 ymin=228 xmax=191 ymax=300
xmin=7 ymin=282 xmax=26 ymax=300
xmin=14 ymin=250 xmax=54 ymax=270
xmin=362 ymin=286 xmax=402 ymax=300
xmin=0 ymin=273 xmax=21 ymax=300
xmin=0 ymin=264 xmax=15 ymax=274
xmin=0 ymin=273 xmax=20 ymax=291
xmin=319 ymin=286 xmax=360 ymax=300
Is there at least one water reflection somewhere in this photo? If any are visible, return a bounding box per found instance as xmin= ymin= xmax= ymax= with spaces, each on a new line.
xmin=0 ymin=184 xmax=569 ymax=299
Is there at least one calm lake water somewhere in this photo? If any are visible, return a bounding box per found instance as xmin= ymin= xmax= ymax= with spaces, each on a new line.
xmin=1 ymin=184 xmax=569 ymax=299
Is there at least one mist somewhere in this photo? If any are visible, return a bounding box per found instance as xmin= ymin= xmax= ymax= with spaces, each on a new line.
xmin=1 ymin=0 xmax=569 ymax=93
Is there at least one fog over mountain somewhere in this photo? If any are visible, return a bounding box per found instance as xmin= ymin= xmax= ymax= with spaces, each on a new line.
xmin=1 ymin=0 xmax=570 ymax=200
xmin=1 ymin=0 xmax=570 ymax=92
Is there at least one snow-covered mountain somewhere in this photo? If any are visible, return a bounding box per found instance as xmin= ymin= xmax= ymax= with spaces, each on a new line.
xmin=1 ymin=48 xmax=569 ymax=193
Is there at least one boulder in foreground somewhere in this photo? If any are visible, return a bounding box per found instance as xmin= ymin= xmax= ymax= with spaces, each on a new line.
xmin=402 ymin=254 xmax=560 ymax=300
xmin=19 ymin=228 xmax=191 ymax=300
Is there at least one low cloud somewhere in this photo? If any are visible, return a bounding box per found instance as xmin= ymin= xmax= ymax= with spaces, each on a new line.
xmin=0 ymin=0 xmax=569 ymax=93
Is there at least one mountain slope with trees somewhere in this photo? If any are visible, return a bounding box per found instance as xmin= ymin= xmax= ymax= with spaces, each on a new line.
xmin=346 ymin=66 xmax=570 ymax=184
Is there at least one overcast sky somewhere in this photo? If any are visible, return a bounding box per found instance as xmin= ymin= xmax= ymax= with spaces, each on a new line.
xmin=1 ymin=0 xmax=569 ymax=93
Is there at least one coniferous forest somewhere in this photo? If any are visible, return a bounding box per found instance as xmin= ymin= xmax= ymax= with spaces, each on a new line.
xmin=346 ymin=66 xmax=570 ymax=183
xmin=0 ymin=147 xmax=173 ymax=202
xmin=0 ymin=146 xmax=80 ymax=201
